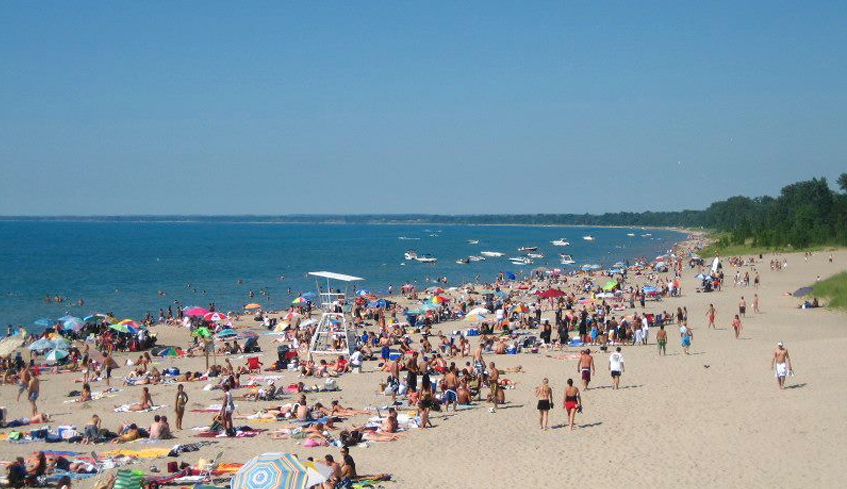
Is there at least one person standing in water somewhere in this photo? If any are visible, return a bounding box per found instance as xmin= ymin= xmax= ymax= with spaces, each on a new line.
xmin=534 ymin=378 xmax=553 ymax=430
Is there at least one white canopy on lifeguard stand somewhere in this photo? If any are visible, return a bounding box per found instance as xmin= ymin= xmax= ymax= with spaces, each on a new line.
xmin=307 ymin=271 xmax=364 ymax=356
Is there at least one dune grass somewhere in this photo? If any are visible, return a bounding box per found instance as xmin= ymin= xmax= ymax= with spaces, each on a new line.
xmin=811 ymin=272 xmax=847 ymax=310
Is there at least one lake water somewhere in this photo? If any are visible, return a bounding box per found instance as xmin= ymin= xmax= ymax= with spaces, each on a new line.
xmin=0 ymin=221 xmax=682 ymax=330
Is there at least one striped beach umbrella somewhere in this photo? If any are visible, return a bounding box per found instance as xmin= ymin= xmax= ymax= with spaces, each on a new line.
xmin=231 ymin=452 xmax=317 ymax=489
xmin=204 ymin=312 xmax=229 ymax=322
xmin=159 ymin=347 xmax=179 ymax=357
xmin=291 ymin=297 xmax=308 ymax=305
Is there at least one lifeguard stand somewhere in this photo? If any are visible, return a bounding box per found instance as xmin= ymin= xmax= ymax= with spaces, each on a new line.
xmin=307 ymin=271 xmax=364 ymax=356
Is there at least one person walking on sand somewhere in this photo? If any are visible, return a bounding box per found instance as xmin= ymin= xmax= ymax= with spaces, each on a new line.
xmin=563 ymin=378 xmax=582 ymax=431
xmin=27 ymin=371 xmax=40 ymax=415
xmin=771 ymin=342 xmax=793 ymax=390
xmin=739 ymin=297 xmax=747 ymax=318
xmin=680 ymin=323 xmax=692 ymax=354
xmin=656 ymin=325 xmax=667 ymax=356
xmin=753 ymin=294 xmax=760 ymax=314
xmin=609 ymin=347 xmax=625 ymax=389
xmin=731 ymin=314 xmax=742 ymax=339
xmin=535 ymin=378 xmax=553 ymax=430
xmin=488 ymin=362 xmax=501 ymax=412
xmin=577 ymin=349 xmax=595 ymax=390
xmin=17 ymin=365 xmax=31 ymax=403
xmin=174 ymin=384 xmax=188 ymax=430
xmin=705 ymin=304 xmax=716 ymax=329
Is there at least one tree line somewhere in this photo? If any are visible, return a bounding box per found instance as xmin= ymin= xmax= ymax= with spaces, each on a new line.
xmin=5 ymin=174 xmax=846 ymax=249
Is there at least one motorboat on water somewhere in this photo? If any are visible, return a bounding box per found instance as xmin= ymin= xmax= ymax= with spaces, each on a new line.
xmin=398 ymin=236 xmax=420 ymax=240
xmin=467 ymin=239 xmax=480 ymax=245
xmin=456 ymin=257 xmax=470 ymax=265
xmin=468 ymin=255 xmax=486 ymax=262
xmin=582 ymin=236 xmax=595 ymax=241
xmin=559 ymin=254 xmax=576 ymax=265
xmin=527 ymin=252 xmax=545 ymax=259
xmin=626 ymin=233 xmax=635 ymax=237
xmin=551 ymin=238 xmax=570 ymax=246
xmin=481 ymin=251 xmax=504 ymax=257
xmin=404 ymin=250 xmax=418 ymax=260
xmin=414 ymin=254 xmax=438 ymax=263
xmin=517 ymin=246 xmax=538 ymax=252
xmin=509 ymin=257 xmax=533 ymax=265
xmin=641 ymin=233 xmax=652 ymax=237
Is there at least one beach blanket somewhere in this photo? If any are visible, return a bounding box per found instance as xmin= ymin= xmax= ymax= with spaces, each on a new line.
xmin=114 ymin=404 xmax=166 ymax=413
xmin=99 ymin=447 xmax=172 ymax=459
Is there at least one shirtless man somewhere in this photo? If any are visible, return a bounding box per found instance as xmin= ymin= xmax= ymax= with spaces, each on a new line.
xmin=442 ymin=366 xmax=459 ymax=411
xmin=27 ymin=372 xmax=40 ymax=415
xmin=473 ymin=344 xmax=485 ymax=377
xmin=17 ymin=366 xmax=31 ymax=403
xmin=577 ymin=349 xmax=595 ymax=390
xmin=739 ymin=297 xmax=747 ymax=318
xmin=656 ymin=325 xmax=668 ymax=356
xmin=487 ymin=362 xmax=500 ymax=412
xmin=705 ymin=304 xmax=716 ymax=329
xmin=770 ymin=342 xmax=793 ymax=390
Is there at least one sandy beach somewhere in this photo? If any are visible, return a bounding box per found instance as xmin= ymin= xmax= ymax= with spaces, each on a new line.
xmin=2 ymin=248 xmax=846 ymax=489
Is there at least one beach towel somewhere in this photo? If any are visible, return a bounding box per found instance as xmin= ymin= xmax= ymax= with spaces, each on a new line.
xmin=99 ymin=448 xmax=172 ymax=459
xmin=114 ymin=404 xmax=166 ymax=413
xmin=113 ymin=469 xmax=144 ymax=489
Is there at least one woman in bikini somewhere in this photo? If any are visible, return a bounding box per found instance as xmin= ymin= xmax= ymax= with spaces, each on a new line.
xmin=128 ymin=387 xmax=152 ymax=411
xmin=732 ymin=314 xmax=742 ymax=339
xmin=534 ymin=378 xmax=553 ymax=430
xmin=563 ymin=378 xmax=581 ymax=431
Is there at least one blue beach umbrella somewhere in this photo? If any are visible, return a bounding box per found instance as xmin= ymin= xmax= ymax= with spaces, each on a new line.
xmin=63 ymin=318 xmax=85 ymax=331
xmin=231 ymin=452 xmax=316 ymax=489
xmin=51 ymin=337 xmax=71 ymax=349
xmin=503 ymin=272 xmax=517 ymax=280
xmin=301 ymin=292 xmax=317 ymax=300
xmin=216 ymin=328 xmax=238 ymax=338
xmin=28 ymin=339 xmax=55 ymax=351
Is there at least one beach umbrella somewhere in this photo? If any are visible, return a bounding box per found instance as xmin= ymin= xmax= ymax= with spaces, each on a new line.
xmin=355 ymin=289 xmax=372 ymax=297
xmin=51 ymin=337 xmax=71 ymax=349
xmin=300 ymin=292 xmax=317 ymax=300
xmin=429 ymin=295 xmax=449 ymax=304
xmin=503 ymin=272 xmax=517 ymax=280
xmin=603 ymin=281 xmax=618 ymax=291
xmin=34 ymin=318 xmax=54 ymax=329
xmin=300 ymin=461 xmax=333 ymax=488
xmin=45 ymin=349 xmax=69 ymax=363
xmin=467 ymin=307 xmax=490 ymax=316
xmin=299 ymin=318 xmax=317 ymax=328
xmin=244 ymin=303 xmax=262 ymax=310
xmin=465 ymin=313 xmax=487 ymax=321
xmin=793 ymin=286 xmax=813 ymax=297
xmin=109 ymin=323 xmax=137 ymax=334
xmin=510 ymin=304 xmax=528 ymax=314
xmin=291 ymin=297 xmax=309 ymax=305
xmin=538 ymin=288 xmax=566 ymax=299
xmin=28 ymin=338 xmax=56 ymax=351
xmin=184 ymin=307 xmax=209 ymax=317
xmin=367 ymin=299 xmax=388 ymax=309
xmin=216 ymin=328 xmax=238 ymax=338
xmin=427 ymin=287 xmax=445 ymax=294
xmin=230 ymin=452 xmax=316 ymax=489
xmin=159 ymin=347 xmax=179 ymax=357
xmin=0 ymin=336 xmax=25 ymax=357
xmin=192 ymin=327 xmax=212 ymax=338
xmin=62 ymin=317 xmax=85 ymax=331
xmin=204 ymin=312 xmax=228 ymax=322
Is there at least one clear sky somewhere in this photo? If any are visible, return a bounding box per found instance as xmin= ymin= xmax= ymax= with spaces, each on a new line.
xmin=1 ymin=1 xmax=845 ymax=215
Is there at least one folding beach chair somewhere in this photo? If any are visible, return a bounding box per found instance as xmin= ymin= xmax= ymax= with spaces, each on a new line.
xmin=246 ymin=357 xmax=263 ymax=373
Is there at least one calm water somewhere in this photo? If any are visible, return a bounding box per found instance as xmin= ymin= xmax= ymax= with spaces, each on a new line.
xmin=0 ymin=222 xmax=682 ymax=329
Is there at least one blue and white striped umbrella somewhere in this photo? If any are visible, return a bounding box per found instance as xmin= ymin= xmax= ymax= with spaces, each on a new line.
xmin=231 ymin=453 xmax=316 ymax=489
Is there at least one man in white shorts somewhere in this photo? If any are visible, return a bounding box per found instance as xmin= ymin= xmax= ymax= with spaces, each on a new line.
xmin=770 ymin=342 xmax=792 ymax=390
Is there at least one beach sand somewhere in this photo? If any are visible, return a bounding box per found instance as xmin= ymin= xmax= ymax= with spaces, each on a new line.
xmin=2 ymin=250 xmax=846 ymax=488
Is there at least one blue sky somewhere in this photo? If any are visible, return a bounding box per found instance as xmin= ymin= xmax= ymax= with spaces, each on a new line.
xmin=1 ymin=1 xmax=845 ymax=215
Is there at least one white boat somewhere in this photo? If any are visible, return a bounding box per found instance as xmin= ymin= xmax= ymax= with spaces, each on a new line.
xmin=582 ymin=236 xmax=595 ymax=241
xmin=641 ymin=233 xmax=652 ymax=237
xmin=398 ymin=236 xmax=420 ymax=240
xmin=559 ymin=254 xmax=576 ymax=265
xmin=467 ymin=239 xmax=479 ymax=245
xmin=468 ymin=255 xmax=486 ymax=262
xmin=404 ymin=250 xmax=418 ymax=260
xmin=626 ymin=233 xmax=635 ymax=237
xmin=551 ymin=238 xmax=570 ymax=246
xmin=517 ymin=246 xmax=538 ymax=252
xmin=509 ymin=257 xmax=532 ymax=265
xmin=456 ymin=258 xmax=470 ymax=265
xmin=481 ymin=251 xmax=504 ymax=257
xmin=414 ymin=254 xmax=438 ymax=263
xmin=527 ymin=252 xmax=545 ymax=259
